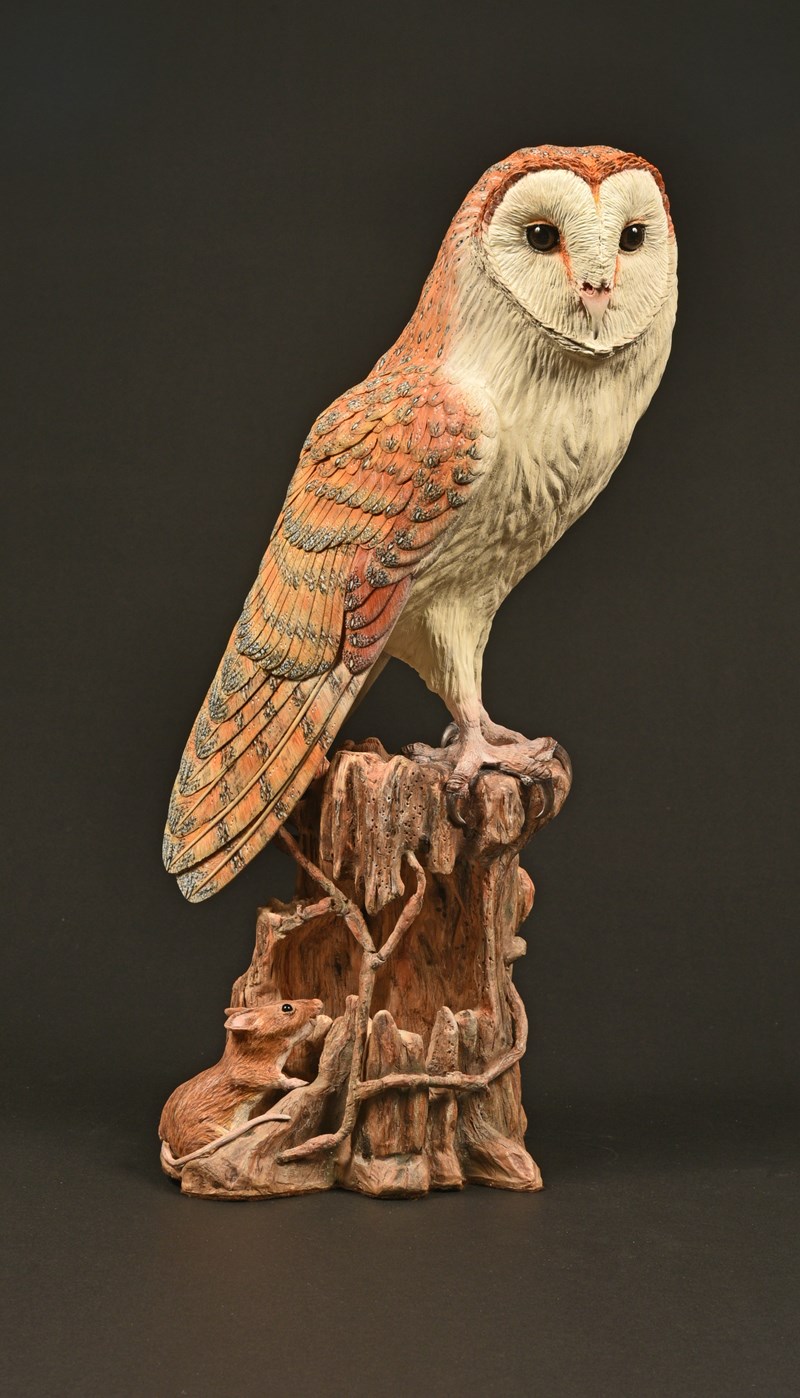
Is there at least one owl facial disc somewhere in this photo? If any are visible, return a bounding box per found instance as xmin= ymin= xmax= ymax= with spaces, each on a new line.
xmin=482 ymin=166 xmax=674 ymax=357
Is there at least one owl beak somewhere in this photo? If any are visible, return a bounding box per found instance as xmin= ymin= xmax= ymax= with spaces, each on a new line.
xmin=578 ymin=281 xmax=612 ymax=338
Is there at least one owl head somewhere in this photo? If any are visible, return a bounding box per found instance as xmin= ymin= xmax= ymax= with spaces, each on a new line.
xmin=475 ymin=147 xmax=676 ymax=358
xmin=389 ymin=146 xmax=676 ymax=372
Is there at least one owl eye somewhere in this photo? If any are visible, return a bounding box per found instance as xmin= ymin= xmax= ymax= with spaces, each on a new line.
xmin=526 ymin=223 xmax=560 ymax=253
xmin=619 ymin=223 xmax=646 ymax=252
xmin=280 ymin=1002 xmax=294 ymax=1014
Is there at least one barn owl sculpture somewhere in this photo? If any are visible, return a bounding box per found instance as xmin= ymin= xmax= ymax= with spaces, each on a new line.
xmin=163 ymin=145 xmax=677 ymax=902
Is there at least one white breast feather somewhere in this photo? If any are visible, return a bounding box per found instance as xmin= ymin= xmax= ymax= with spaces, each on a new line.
xmin=386 ymin=239 xmax=678 ymax=707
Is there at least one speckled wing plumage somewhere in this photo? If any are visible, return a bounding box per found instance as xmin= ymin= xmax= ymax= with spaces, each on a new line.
xmin=162 ymin=368 xmax=488 ymax=901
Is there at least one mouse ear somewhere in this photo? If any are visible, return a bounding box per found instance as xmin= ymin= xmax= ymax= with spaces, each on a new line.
xmin=224 ymin=1008 xmax=257 ymax=1030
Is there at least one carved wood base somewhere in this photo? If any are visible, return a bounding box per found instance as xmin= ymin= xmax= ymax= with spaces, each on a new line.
xmin=159 ymin=737 xmax=571 ymax=1199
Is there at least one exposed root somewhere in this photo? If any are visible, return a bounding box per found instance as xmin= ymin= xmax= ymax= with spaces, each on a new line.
xmin=275 ymin=840 xmax=427 ymax=1165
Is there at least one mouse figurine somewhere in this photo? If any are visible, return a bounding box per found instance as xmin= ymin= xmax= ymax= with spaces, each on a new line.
xmin=159 ymin=997 xmax=324 ymax=1164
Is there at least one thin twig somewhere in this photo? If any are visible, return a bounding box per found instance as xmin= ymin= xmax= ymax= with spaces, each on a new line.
xmin=277 ymin=851 xmax=426 ymax=1164
xmin=353 ymin=1071 xmax=487 ymax=1100
xmin=373 ymin=851 xmax=426 ymax=963
xmin=278 ymin=827 xmax=374 ymax=953
xmin=483 ymin=977 xmax=529 ymax=1084
xmin=262 ymin=895 xmax=336 ymax=935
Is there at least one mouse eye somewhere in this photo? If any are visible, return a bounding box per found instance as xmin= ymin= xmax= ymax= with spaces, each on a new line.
xmin=280 ymin=1002 xmax=294 ymax=1014
xmin=526 ymin=222 xmax=560 ymax=253
xmin=619 ymin=223 xmax=646 ymax=251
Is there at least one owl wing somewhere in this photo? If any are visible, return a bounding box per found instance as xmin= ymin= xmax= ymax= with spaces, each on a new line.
xmin=163 ymin=366 xmax=493 ymax=902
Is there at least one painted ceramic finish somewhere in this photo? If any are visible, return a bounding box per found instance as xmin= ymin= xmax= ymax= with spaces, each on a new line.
xmin=160 ymin=741 xmax=572 ymax=1199
xmin=163 ymin=145 xmax=677 ymax=902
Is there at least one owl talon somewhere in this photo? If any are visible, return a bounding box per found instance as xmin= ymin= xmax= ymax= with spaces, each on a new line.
xmin=440 ymin=722 xmax=460 ymax=748
xmin=403 ymin=741 xmax=439 ymax=763
xmin=496 ymin=761 xmax=552 ymax=787
xmin=445 ymin=777 xmax=470 ymax=828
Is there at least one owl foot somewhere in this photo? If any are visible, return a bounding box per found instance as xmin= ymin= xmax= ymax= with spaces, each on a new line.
xmin=404 ymin=729 xmax=560 ymax=828
xmin=440 ymin=712 xmax=527 ymax=748
xmin=478 ymin=709 xmax=529 ymax=746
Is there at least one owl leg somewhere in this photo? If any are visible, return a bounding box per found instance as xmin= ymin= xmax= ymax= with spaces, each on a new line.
xmin=469 ymin=634 xmax=529 ymax=744
xmin=479 ymin=709 xmax=529 ymax=746
xmin=402 ymin=610 xmax=555 ymax=819
xmin=437 ymin=643 xmax=526 ymax=747
xmin=436 ymin=711 xmax=530 ymax=753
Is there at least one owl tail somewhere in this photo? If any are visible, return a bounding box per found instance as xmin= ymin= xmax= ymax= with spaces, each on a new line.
xmin=162 ymin=629 xmax=367 ymax=903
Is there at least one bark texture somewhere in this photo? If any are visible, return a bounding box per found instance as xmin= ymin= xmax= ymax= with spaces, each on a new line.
xmin=161 ymin=737 xmax=571 ymax=1199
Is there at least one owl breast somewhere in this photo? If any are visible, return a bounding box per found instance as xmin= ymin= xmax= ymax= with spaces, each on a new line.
xmin=385 ymin=316 xmax=673 ymax=707
xmin=400 ymin=388 xmax=626 ymax=625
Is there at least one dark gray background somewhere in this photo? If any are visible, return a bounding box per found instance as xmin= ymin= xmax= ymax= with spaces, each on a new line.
xmin=3 ymin=1 xmax=799 ymax=1394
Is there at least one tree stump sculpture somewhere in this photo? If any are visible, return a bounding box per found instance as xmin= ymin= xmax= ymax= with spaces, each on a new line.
xmin=159 ymin=737 xmax=571 ymax=1199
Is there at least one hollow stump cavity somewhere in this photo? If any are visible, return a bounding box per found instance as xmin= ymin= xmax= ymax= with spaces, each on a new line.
xmin=161 ymin=736 xmax=571 ymax=1199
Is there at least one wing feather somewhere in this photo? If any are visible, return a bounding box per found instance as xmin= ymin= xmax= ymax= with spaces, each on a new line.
xmin=163 ymin=365 xmax=495 ymax=900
